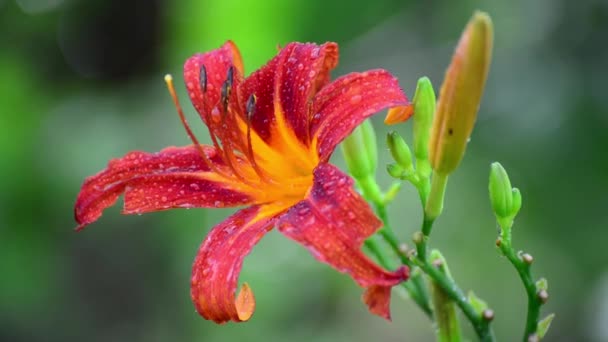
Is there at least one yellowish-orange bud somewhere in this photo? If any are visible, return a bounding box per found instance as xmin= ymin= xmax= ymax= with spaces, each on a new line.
xmin=429 ymin=11 xmax=493 ymax=175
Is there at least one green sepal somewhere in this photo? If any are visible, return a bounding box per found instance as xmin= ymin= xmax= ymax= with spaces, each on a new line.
xmin=537 ymin=313 xmax=555 ymax=339
xmin=467 ymin=291 xmax=489 ymax=316
xmin=535 ymin=278 xmax=548 ymax=292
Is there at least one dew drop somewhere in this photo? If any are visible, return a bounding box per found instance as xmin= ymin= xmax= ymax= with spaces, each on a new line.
xmin=190 ymin=183 xmax=200 ymax=190
xmin=211 ymin=107 xmax=221 ymax=123
xmin=310 ymin=47 xmax=320 ymax=58
xmin=214 ymin=200 xmax=222 ymax=207
xmin=350 ymin=94 xmax=362 ymax=104
xmin=297 ymin=63 xmax=304 ymax=70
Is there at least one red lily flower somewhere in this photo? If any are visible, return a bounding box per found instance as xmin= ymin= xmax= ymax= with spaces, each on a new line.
xmin=74 ymin=41 xmax=411 ymax=323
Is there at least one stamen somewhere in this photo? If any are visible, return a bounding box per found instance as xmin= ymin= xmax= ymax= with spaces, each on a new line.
xmin=199 ymin=65 xmax=207 ymax=93
xmin=214 ymin=66 xmax=254 ymax=185
xmin=245 ymin=94 xmax=271 ymax=183
xmin=220 ymin=66 xmax=234 ymax=112
xmin=164 ymin=74 xmax=224 ymax=176
xmin=196 ymin=64 xmax=228 ymax=170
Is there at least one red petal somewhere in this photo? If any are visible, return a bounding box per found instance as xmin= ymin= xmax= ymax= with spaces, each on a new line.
xmin=363 ymin=285 xmax=394 ymax=321
xmin=74 ymin=146 xmax=252 ymax=231
xmin=239 ymin=42 xmax=339 ymax=142
xmin=277 ymin=163 xmax=408 ymax=319
xmin=183 ymin=41 xmax=246 ymax=151
xmin=191 ymin=206 xmax=275 ymax=323
xmin=310 ymin=70 xmax=409 ymax=161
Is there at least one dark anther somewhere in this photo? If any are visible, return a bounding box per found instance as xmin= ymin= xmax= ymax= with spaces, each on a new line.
xmin=246 ymin=94 xmax=256 ymax=120
xmin=199 ymin=65 xmax=207 ymax=93
xmin=220 ymin=66 xmax=234 ymax=111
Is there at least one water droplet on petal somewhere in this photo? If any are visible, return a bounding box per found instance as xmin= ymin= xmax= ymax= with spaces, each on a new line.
xmin=211 ymin=107 xmax=221 ymax=123
xmin=350 ymin=95 xmax=362 ymax=104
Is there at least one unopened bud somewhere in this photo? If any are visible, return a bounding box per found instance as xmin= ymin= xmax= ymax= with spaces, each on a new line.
xmin=429 ymin=11 xmax=493 ymax=175
xmin=412 ymin=77 xmax=436 ymax=178
xmin=341 ymin=119 xmax=378 ymax=179
xmin=387 ymin=131 xmax=414 ymax=172
xmin=489 ymin=162 xmax=522 ymax=226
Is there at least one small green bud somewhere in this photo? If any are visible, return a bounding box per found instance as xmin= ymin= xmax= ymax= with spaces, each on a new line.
xmin=467 ymin=290 xmax=489 ymax=316
xmin=387 ymin=131 xmax=414 ymax=172
xmin=489 ymin=162 xmax=512 ymax=218
xmin=341 ymin=119 xmax=378 ymax=179
xmin=536 ymin=313 xmax=555 ymax=339
xmin=387 ymin=163 xmax=406 ymax=179
xmin=512 ymin=187 xmax=522 ymax=216
xmin=489 ymin=162 xmax=522 ymax=226
xmin=412 ymin=77 xmax=436 ymax=179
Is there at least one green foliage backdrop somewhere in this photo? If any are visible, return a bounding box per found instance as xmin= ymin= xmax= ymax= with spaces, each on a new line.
xmin=1 ymin=0 xmax=607 ymax=341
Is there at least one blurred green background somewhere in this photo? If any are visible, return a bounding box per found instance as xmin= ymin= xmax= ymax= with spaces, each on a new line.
xmin=1 ymin=0 xmax=607 ymax=341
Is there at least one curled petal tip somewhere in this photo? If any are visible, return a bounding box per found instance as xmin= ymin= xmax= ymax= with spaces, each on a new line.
xmin=235 ymin=283 xmax=256 ymax=321
xmin=384 ymin=104 xmax=414 ymax=125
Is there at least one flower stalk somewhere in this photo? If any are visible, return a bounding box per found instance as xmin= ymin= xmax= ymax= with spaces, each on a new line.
xmin=490 ymin=163 xmax=551 ymax=341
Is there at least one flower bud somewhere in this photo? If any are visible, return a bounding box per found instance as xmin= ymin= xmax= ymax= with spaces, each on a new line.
xmin=387 ymin=131 xmax=414 ymax=172
xmin=489 ymin=162 xmax=512 ymax=218
xmin=341 ymin=119 xmax=378 ymax=179
xmin=489 ymin=162 xmax=522 ymax=225
xmin=412 ymin=77 xmax=436 ymax=178
xmin=429 ymin=11 xmax=493 ymax=175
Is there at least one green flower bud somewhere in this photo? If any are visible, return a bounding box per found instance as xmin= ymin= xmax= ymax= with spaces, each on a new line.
xmin=387 ymin=131 xmax=414 ymax=173
xmin=387 ymin=163 xmax=404 ymax=178
xmin=341 ymin=119 xmax=378 ymax=179
xmin=511 ymin=187 xmax=522 ymax=217
xmin=489 ymin=162 xmax=522 ymax=227
xmin=412 ymin=77 xmax=436 ymax=178
xmin=489 ymin=162 xmax=513 ymax=218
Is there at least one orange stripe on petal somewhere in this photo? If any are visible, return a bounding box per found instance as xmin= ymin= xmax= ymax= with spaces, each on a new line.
xmin=74 ymin=146 xmax=252 ymax=231
xmin=310 ymin=70 xmax=410 ymax=162
xmin=277 ymin=164 xmax=408 ymax=319
xmin=239 ymin=42 xmax=339 ymax=143
xmin=191 ymin=206 xmax=275 ymax=323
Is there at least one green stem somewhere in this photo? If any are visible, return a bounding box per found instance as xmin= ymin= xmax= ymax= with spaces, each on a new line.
xmin=360 ymin=178 xmax=433 ymax=318
xmin=414 ymin=257 xmax=495 ymax=342
xmin=429 ymin=251 xmax=462 ymax=342
xmin=497 ymin=228 xmax=542 ymax=341
xmin=364 ymin=235 xmax=432 ymax=318
xmin=374 ymin=203 xmax=433 ymax=318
